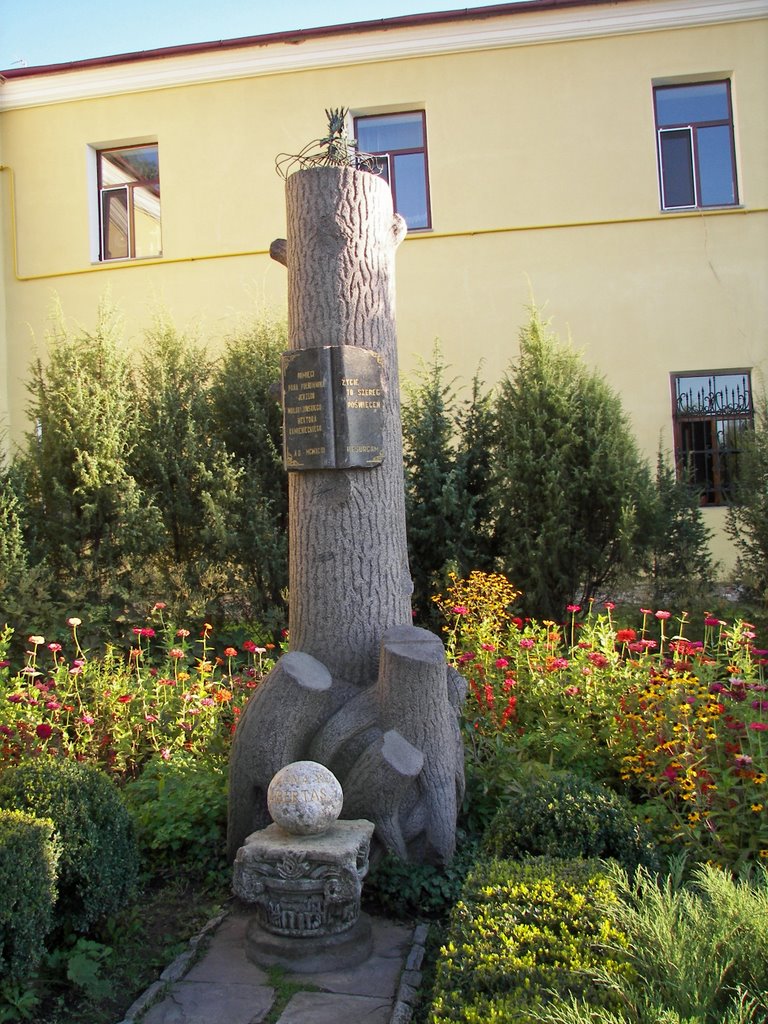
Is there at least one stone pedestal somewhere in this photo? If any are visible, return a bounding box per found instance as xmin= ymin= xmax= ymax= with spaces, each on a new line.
xmin=233 ymin=818 xmax=375 ymax=972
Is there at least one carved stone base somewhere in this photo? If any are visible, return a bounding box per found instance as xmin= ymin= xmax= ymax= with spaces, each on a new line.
xmin=245 ymin=912 xmax=373 ymax=973
xmin=232 ymin=819 xmax=375 ymax=941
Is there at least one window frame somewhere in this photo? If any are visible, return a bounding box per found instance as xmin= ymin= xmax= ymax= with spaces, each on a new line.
xmin=96 ymin=143 xmax=161 ymax=262
xmin=353 ymin=109 xmax=432 ymax=231
xmin=671 ymin=369 xmax=754 ymax=506
xmin=654 ymin=80 xmax=739 ymax=212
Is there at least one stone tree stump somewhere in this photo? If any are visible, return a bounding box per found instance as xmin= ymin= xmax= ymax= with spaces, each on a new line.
xmin=283 ymin=165 xmax=412 ymax=684
xmin=228 ymin=160 xmax=465 ymax=866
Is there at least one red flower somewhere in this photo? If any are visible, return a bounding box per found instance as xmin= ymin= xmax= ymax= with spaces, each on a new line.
xmin=116 ymin=694 xmax=133 ymax=704
xmin=616 ymin=628 xmax=637 ymax=643
xmin=35 ymin=723 xmax=53 ymax=739
xmin=749 ymin=722 xmax=768 ymax=731
xmin=242 ymin=640 xmax=257 ymax=653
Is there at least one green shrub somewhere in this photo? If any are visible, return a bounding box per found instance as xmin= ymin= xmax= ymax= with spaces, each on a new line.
xmin=122 ymin=751 xmax=228 ymax=883
xmin=0 ymin=759 xmax=139 ymax=933
xmin=492 ymin=306 xmax=655 ymax=620
xmin=363 ymin=832 xmax=480 ymax=920
xmin=482 ymin=770 xmax=659 ymax=874
xmin=727 ymin=393 xmax=768 ymax=603
xmin=644 ymin=448 xmax=718 ymax=607
xmin=402 ymin=345 xmax=496 ymax=624
xmin=533 ymin=861 xmax=768 ymax=1024
xmin=428 ymin=856 xmax=633 ymax=1024
xmin=0 ymin=809 xmax=59 ymax=980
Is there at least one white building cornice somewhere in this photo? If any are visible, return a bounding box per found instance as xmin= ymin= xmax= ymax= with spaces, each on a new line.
xmin=1 ymin=0 xmax=766 ymax=111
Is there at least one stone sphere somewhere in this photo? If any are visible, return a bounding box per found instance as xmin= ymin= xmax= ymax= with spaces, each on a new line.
xmin=267 ymin=761 xmax=343 ymax=836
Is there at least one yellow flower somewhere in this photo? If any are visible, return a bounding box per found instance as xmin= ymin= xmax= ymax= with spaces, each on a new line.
xmin=751 ymin=803 xmax=764 ymax=813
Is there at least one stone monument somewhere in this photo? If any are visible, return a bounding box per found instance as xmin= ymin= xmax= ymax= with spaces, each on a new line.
xmin=228 ymin=112 xmax=465 ymax=868
xmin=233 ymin=761 xmax=375 ymax=972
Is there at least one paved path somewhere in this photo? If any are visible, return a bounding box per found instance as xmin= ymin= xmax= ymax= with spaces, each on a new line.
xmin=117 ymin=907 xmax=427 ymax=1024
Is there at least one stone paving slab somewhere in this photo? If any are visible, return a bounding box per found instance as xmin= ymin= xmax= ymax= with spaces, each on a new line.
xmin=123 ymin=908 xmax=420 ymax=1024
xmin=139 ymin=981 xmax=274 ymax=1024
xmin=276 ymin=991 xmax=392 ymax=1024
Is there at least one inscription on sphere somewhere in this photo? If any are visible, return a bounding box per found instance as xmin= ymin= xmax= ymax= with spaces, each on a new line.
xmin=267 ymin=761 xmax=343 ymax=835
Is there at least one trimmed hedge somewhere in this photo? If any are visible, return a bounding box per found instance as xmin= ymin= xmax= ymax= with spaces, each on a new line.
xmin=427 ymin=856 xmax=633 ymax=1024
xmin=482 ymin=769 xmax=660 ymax=873
xmin=0 ymin=809 xmax=59 ymax=980
xmin=0 ymin=759 xmax=139 ymax=933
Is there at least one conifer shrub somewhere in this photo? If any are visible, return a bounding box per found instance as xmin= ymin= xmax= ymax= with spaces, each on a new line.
xmin=401 ymin=344 xmax=496 ymax=622
xmin=727 ymin=394 xmax=768 ymax=603
xmin=492 ymin=306 xmax=655 ymax=620
xmin=427 ymin=856 xmax=633 ymax=1024
xmin=0 ymin=760 xmax=139 ymax=933
xmin=644 ymin=448 xmax=718 ymax=607
xmin=123 ymin=752 xmax=227 ymax=883
xmin=482 ymin=770 xmax=659 ymax=874
xmin=0 ymin=809 xmax=59 ymax=980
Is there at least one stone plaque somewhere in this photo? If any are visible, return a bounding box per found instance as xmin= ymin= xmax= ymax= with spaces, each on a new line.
xmin=282 ymin=346 xmax=384 ymax=471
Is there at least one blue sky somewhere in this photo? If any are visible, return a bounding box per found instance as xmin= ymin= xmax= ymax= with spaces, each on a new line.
xmin=0 ymin=0 xmax=522 ymax=70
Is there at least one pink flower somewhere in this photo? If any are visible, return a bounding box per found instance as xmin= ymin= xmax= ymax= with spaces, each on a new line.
xmin=749 ymin=722 xmax=768 ymax=731
xmin=224 ymin=647 xmax=238 ymax=658
xmin=160 ymin=748 xmax=172 ymax=761
xmin=45 ymin=700 xmax=61 ymax=710
xmin=47 ymin=643 xmax=62 ymax=653
xmin=169 ymin=648 xmax=185 ymax=659
xmin=8 ymin=693 xmax=24 ymax=703
xmin=604 ymin=602 xmax=616 ymax=611
xmin=519 ymin=638 xmax=535 ymax=649
xmin=480 ymin=643 xmax=496 ymax=652
xmin=495 ymin=658 xmax=509 ymax=669
xmin=176 ymin=629 xmax=190 ymax=639
xmin=566 ymin=604 xmax=581 ymax=613
xmin=451 ymin=605 xmax=469 ymax=615
xmin=564 ymin=685 xmax=580 ymax=697
xmin=81 ymin=714 xmax=95 ymax=725
xmin=704 ymin=617 xmax=722 ymax=627
xmin=640 ymin=608 xmax=653 ymax=615
xmin=588 ymin=652 xmax=609 ymax=668
xmin=655 ymin=610 xmax=671 ymax=620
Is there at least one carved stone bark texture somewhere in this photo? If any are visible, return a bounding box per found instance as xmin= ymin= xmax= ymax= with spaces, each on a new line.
xmin=285 ymin=166 xmax=412 ymax=684
xmin=228 ymin=166 xmax=466 ymax=867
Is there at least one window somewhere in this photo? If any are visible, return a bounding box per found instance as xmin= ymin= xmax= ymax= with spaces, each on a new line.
xmin=654 ymin=81 xmax=738 ymax=210
xmin=672 ymin=370 xmax=753 ymax=505
xmin=354 ymin=111 xmax=431 ymax=230
xmin=98 ymin=144 xmax=161 ymax=260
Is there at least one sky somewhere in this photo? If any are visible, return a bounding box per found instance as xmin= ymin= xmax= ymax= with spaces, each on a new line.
xmin=0 ymin=0 xmax=523 ymax=71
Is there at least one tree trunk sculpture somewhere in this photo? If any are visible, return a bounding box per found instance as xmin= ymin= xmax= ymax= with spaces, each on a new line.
xmin=228 ymin=165 xmax=465 ymax=865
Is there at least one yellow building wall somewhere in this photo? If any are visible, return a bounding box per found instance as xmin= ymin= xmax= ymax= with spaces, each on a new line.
xmin=1 ymin=12 xmax=766 ymax=569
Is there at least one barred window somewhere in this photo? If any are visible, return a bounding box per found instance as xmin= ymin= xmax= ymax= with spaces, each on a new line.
xmin=672 ymin=371 xmax=753 ymax=505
